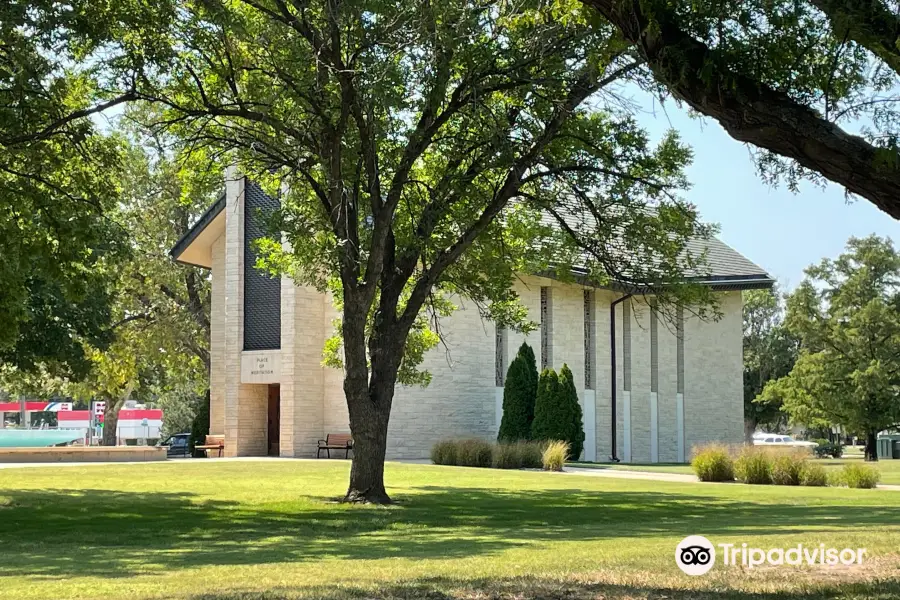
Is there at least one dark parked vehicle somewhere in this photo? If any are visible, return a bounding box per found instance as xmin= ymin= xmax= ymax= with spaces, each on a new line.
xmin=158 ymin=433 xmax=192 ymax=458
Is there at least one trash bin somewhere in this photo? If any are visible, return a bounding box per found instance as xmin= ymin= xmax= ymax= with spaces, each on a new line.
xmin=892 ymin=440 xmax=900 ymax=460
xmin=877 ymin=438 xmax=892 ymax=459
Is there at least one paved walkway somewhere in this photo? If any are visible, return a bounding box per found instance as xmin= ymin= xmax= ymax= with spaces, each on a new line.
xmin=0 ymin=456 xmax=307 ymax=469
xmin=563 ymin=466 xmax=699 ymax=483
xmin=1 ymin=457 xmax=898 ymax=490
xmin=563 ymin=465 xmax=900 ymax=490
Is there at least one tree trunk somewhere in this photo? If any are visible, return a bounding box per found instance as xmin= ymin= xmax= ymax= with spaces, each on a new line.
xmin=345 ymin=390 xmax=392 ymax=504
xmin=743 ymin=418 xmax=758 ymax=444
xmin=865 ymin=429 xmax=879 ymax=462
xmin=101 ymin=381 xmax=134 ymax=446
xmin=102 ymin=400 xmax=121 ymax=446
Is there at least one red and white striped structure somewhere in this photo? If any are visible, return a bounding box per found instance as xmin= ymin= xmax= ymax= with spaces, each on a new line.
xmin=3 ymin=405 xmax=164 ymax=442
xmin=116 ymin=409 xmax=163 ymax=439
xmin=56 ymin=410 xmax=92 ymax=430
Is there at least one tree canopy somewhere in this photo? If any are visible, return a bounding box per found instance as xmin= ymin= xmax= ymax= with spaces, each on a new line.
xmin=4 ymin=0 xmax=720 ymax=502
xmin=581 ymin=0 xmax=900 ymax=219
xmin=0 ymin=1 xmax=132 ymax=376
xmin=761 ymin=235 xmax=900 ymax=460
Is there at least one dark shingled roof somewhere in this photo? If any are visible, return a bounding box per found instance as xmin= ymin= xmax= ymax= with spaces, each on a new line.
xmin=683 ymin=236 xmax=770 ymax=280
xmin=172 ymin=190 xmax=773 ymax=290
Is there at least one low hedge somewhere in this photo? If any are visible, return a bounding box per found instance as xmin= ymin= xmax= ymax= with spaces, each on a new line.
xmin=431 ymin=438 xmax=544 ymax=469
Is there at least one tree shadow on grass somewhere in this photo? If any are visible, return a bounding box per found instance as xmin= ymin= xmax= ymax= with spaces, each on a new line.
xmin=184 ymin=575 xmax=900 ymax=600
xmin=0 ymin=485 xmax=896 ymax=580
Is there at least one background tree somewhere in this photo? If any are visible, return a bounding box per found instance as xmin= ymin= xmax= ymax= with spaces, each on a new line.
xmin=0 ymin=0 xmax=178 ymax=375
xmin=190 ymin=392 xmax=211 ymax=455
xmin=62 ymin=126 xmax=217 ymax=444
xmin=742 ymin=287 xmax=798 ymax=440
xmin=760 ymin=236 xmax=900 ymax=460
xmin=0 ymin=2 xmax=126 ymax=376
xmin=498 ymin=343 xmax=539 ymax=442
xmin=581 ymin=0 xmax=900 ymax=219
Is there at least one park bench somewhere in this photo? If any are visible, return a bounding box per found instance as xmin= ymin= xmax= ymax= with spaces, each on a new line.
xmin=196 ymin=434 xmax=225 ymax=458
xmin=317 ymin=433 xmax=353 ymax=459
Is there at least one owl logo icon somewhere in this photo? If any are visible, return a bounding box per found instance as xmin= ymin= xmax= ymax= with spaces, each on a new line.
xmin=675 ymin=535 xmax=716 ymax=575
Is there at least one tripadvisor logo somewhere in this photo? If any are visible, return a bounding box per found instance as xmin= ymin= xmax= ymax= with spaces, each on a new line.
xmin=675 ymin=535 xmax=715 ymax=576
xmin=675 ymin=536 xmax=867 ymax=575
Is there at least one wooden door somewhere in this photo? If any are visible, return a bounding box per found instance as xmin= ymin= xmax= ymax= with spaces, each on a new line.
xmin=267 ymin=384 xmax=280 ymax=456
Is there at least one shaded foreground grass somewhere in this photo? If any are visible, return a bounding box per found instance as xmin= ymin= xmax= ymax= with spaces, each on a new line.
xmin=571 ymin=455 xmax=900 ymax=484
xmin=0 ymin=460 xmax=898 ymax=600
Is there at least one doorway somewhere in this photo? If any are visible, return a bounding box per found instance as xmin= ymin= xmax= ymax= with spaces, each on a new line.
xmin=267 ymin=384 xmax=280 ymax=456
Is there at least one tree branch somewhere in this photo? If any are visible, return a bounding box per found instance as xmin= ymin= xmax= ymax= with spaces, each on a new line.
xmin=581 ymin=0 xmax=900 ymax=219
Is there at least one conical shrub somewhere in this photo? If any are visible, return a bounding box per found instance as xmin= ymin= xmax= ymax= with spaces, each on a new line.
xmin=497 ymin=342 xmax=538 ymax=441
xmin=531 ymin=368 xmax=563 ymax=442
xmin=559 ymin=363 xmax=585 ymax=460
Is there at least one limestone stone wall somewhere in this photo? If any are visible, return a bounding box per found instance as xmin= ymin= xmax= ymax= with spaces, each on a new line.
xmin=209 ymin=234 xmax=226 ymax=436
xmin=682 ymin=291 xmax=745 ymax=455
xmin=210 ymin=183 xmax=744 ymax=461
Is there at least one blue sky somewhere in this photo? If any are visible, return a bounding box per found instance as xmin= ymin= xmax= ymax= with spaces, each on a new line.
xmin=633 ymin=98 xmax=899 ymax=290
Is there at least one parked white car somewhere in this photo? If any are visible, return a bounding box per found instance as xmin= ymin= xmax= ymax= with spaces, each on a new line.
xmin=753 ymin=433 xmax=817 ymax=447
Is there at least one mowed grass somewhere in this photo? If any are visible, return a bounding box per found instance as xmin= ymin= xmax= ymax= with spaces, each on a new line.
xmin=1 ymin=460 xmax=899 ymax=600
xmin=571 ymin=454 xmax=900 ymax=484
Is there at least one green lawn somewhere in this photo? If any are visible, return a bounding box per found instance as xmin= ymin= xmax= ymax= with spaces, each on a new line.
xmin=570 ymin=455 xmax=900 ymax=484
xmin=1 ymin=460 xmax=899 ymax=600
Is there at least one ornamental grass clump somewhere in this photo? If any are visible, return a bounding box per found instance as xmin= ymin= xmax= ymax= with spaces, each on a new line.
xmin=430 ymin=439 xmax=458 ymax=465
xmin=734 ymin=446 xmax=772 ymax=484
xmin=690 ymin=443 xmax=735 ymax=482
xmin=541 ymin=440 xmax=569 ymax=471
xmin=493 ymin=441 xmax=543 ymax=469
xmin=430 ymin=439 xmax=493 ymax=467
xmin=455 ymin=438 xmax=494 ymax=468
xmin=840 ymin=463 xmax=881 ymax=489
xmin=799 ymin=462 xmax=828 ymax=486
xmin=770 ymin=450 xmax=808 ymax=486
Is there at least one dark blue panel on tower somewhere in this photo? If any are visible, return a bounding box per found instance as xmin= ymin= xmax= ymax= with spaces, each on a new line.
xmin=243 ymin=180 xmax=281 ymax=350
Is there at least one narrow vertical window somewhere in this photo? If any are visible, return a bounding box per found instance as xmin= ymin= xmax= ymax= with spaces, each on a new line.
xmin=584 ymin=289 xmax=595 ymax=389
xmin=623 ymin=299 xmax=631 ymax=391
xmin=540 ymin=287 xmax=551 ymax=370
xmin=676 ymin=306 xmax=685 ymax=394
xmin=650 ymin=300 xmax=659 ymax=393
xmin=495 ymin=326 xmax=507 ymax=387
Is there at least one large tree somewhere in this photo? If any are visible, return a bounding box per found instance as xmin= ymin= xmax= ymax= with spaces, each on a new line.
xmin=147 ymin=0 xmax=720 ymax=502
xmin=742 ymin=287 xmax=798 ymax=440
xmin=12 ymin=0 xmax=717 ymax=501
xmin=0 ymin=1 xmax=131 ymax=376
xmin=761 ymin=236 xmax=900 ymax=460
xmin=581 ymin=0 xmax=900 ymax=219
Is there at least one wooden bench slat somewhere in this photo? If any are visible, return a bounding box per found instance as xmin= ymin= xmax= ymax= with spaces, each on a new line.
xmin=198 ymin=435 xmax=225 ymax=457
xmin=317 ymin=433 xmax=353 ymax=459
